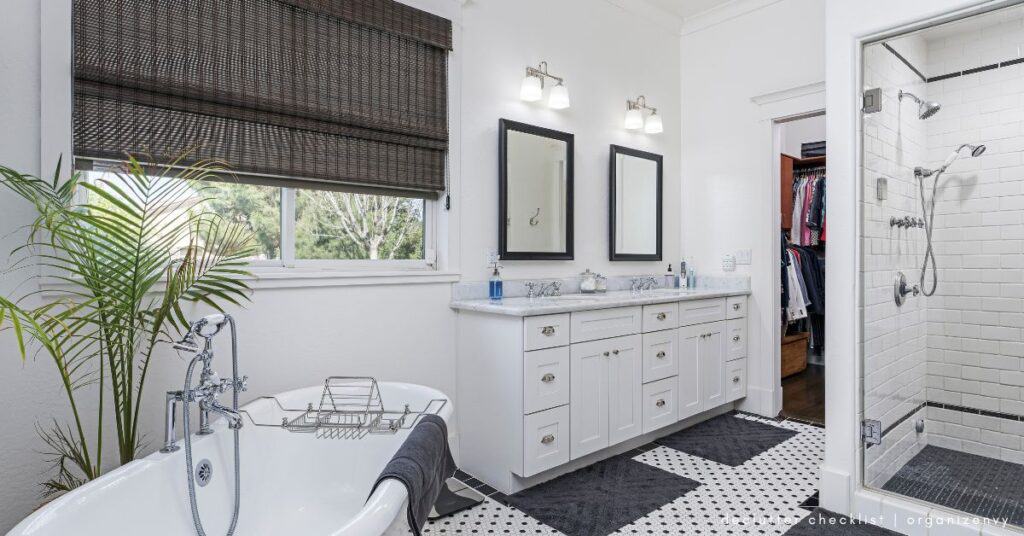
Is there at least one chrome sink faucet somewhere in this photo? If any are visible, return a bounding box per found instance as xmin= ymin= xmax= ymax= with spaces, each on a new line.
xmin=526 ymin=280 xmax=562 ymax=298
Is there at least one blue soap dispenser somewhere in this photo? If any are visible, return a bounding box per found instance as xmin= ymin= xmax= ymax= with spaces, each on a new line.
xmin=489 ymin=262 xmax=504 ymax=301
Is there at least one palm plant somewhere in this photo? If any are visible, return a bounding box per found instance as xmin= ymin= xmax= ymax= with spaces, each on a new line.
xmin=0 ymin=155 xmax=256 ymax=495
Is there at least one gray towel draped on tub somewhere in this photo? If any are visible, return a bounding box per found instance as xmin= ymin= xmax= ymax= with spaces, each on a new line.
xmin=369 ymin=414 xmax=456 ymax=535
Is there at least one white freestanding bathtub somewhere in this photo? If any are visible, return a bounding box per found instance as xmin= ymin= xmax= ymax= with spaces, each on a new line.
xmin=8 ymin=382 xmax=452 ymax=536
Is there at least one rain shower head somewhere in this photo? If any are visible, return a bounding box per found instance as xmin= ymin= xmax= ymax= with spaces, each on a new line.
xmin=898 ymin=90 xmax=941 ymax=119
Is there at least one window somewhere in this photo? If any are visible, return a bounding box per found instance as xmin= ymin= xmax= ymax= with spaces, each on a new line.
xmin=82 ymin=170 xmax=431 ymax=268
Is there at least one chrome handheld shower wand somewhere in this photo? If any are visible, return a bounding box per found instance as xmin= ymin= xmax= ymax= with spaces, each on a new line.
xmin=912 ymin=144 xmax=986 ymax=299
xmin=164 ymin=314 xmax=247 ymax=536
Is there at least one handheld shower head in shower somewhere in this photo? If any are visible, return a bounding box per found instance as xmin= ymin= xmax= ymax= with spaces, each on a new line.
xmin=940 ymin=143 xmax=986 ymax=171
xmin=898 ymin=90 xmax=941 ymax=119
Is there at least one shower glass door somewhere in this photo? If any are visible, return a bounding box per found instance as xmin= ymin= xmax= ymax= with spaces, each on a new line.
xmin=860 ymin=4 xmax=1024 ymax=529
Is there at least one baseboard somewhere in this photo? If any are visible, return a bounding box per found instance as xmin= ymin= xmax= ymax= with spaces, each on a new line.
xmin=737 ymin=385 xmax=781 ymax=418
xmin=819 ymin=465 xmax=852 ymax=515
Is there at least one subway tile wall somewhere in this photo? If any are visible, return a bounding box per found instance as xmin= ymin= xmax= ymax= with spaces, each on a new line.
xmin=861 ymin=35 xmax=932 ymax=487
xmin=924 ymin=12 xmax=1024 ymax=462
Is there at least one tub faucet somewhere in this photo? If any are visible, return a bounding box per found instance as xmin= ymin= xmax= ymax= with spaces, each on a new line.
xmin=161 ymin=314 xmax=247 ymax=453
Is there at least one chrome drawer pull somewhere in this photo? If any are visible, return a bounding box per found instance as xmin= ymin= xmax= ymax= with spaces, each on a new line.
xmin=541 ymin=326 xmax=556 ymax=336
xmin=655 ymin=399 xmax=666 ymax=408
xmin=732 ymin=335 xmax=740 ymax=342
xmin=732 ymin=303 xmax=741 ymax=310
xmin=733 ymin=376 xmax=741 ymax=383
xmin=541 ymin=373 xmax=556 ymax=383
xmin=541 ymin=434 xmax=555 ymax=445
xmin=656 ymin=312 xmax=667 ymax=320
xmin=656 ymin=351 xmax=666 ymax=359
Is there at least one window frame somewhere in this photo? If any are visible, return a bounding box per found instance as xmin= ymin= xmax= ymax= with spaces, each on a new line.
xmin=247 ymin=186 xmax=438 ymax=271
xmin=45 ymin=0 xmax=458 ymax=279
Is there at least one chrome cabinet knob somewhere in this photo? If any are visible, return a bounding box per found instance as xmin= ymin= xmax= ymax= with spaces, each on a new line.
xmin=732 ymin=335 xmax=740 ymax=342
xmin=656 ymin=351 xmax=666 ymax=359
xmin=612 ymin=349 xmax=620 ymax=355
xmin=656 ymin=312 xmax=667 ymax=320
xmin=733 ymin=303 xmax=741 ymax=310
xmin=603 ymin=351 xmax=610 ymax=357
xmin=541 ymin=373 xmax=556 ymax=383
xmin=541 ymin=434 xmax=555 ymax=445
xmin=541 ymin=326 xmax=556 ymax=336
xmin=733 ymin=376 xmax=741 ymax=383
xmin=655 ymin=399 xmax=666 ymax=408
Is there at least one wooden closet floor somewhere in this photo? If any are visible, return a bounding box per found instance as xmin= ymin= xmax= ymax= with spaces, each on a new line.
xmin=782 ymin=364 xmax=825 ymax=425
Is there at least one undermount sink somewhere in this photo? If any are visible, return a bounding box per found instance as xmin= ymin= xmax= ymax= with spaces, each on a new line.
xmin=536 ymin=294 xmax=605 ymax=302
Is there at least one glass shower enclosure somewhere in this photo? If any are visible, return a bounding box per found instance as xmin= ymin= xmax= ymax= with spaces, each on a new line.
xmin=861 ymin=3 xmax=1024 ymax=529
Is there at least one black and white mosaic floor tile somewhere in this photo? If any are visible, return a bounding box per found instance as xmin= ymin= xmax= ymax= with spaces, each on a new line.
xmin=882 ymin=445 xmax=1024 ymax=528
xmin=424 ymin=413 xmax=832 ymax=535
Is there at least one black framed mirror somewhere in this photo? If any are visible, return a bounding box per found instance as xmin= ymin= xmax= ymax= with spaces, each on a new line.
xmin=499 ymin=119 xmax=574 ymax=260
xmin=609 ymin=145 xmax=662 ymax=261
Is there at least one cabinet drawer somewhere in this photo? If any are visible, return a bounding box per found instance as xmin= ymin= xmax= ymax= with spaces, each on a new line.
xmin=524 ymin=313 xmax=570 ymax=351
xmin=642 ymin=377 xmax=678 ymax=434
xmin=726 ymin=359 xmax=747 ymax=403
xmin=642 ymin=330 xmax=678 ymax=383
xmin=726 ymin=318 xmax=747 ymax=361
xmin=524 ymin=347 xmax=570 ymax=414
xmin=642 ymin=302 xmax=678 ymax=333
xmin=570 ymin=306 xmax=642 ymax=343
xmin=522 ymin=405 xmax=571 ymax=477
xmin=726 ymin=296 xmax=747 ymax=319
xmin=678 ymin=299 xmax=726 ymax=327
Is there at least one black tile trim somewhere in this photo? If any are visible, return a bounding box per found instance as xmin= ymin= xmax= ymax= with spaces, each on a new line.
xmin=783 ymin=415 xmax=826 ymax=429
xmin=926 ymin=400 xmax=1024 ymax=423
xmin=865 ymin=402 xmax=926 ymax=450
xmin=926 ymin=56 xmax=1024 ymax=83
xmin=881 ymin=402 xmax=926 ymax=439
xmin=883 ymin=43 xmax=928 ymax=83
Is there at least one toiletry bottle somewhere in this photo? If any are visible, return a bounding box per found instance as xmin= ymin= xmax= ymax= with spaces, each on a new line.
xmin=665 ymin=264 xmax=675 ymax=288
xmin=680 ymin=261 xmax=689 ymax=289
xmin=687 ymin=267 xmax=697 ymax=289
xmin=489 ymin=263 xmax=503 ymax=301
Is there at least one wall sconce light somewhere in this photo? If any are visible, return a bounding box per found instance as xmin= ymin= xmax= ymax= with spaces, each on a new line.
xmin=520 ymin=61 xmax=570 ymax=110
xmin=624 ymin=95 xmax=663 ymax=134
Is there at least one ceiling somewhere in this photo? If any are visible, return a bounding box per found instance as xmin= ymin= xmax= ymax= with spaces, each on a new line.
xmin=644 ymin=0 xmax=737 ymax=20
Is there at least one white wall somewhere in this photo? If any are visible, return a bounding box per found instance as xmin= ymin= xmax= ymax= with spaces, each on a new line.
xmin=680 ymin=0 xmax=825 ymax=417
xmin=0 ymin=0 xmax=682 ymax=531
xmin=459 ymin=0 xmax=681 ymax=282
xmin=781 ymin=114 xmax=826 ymax=158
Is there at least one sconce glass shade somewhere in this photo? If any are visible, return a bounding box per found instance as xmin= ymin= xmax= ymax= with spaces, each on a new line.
xmin=520 ymin=75 xmax=543 ymax=102
xmin=624 ymin=108 xmax=644 ymax=130
xmin=644 ymin=112 xmax=663 ymax=134
xmin=548 ymin=83 xmax=570 ymax=109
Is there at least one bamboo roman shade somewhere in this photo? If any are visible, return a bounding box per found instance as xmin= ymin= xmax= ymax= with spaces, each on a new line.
xmin=72 ymin=0 xmax=452 ymax=196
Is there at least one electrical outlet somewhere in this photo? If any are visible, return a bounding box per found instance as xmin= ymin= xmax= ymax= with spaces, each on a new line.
xmin=735 ymin=249 xmax=752 ymax=265
xmin=486 ymin=250 xmax=500 ymax=266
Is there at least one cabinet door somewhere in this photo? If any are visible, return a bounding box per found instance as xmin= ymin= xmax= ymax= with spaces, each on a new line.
xmin=677 ymin=324 xmax=702 ymax=420
xmin=700 ymin=321 xmax=727 ymax=410
xmin=607 ymin=334 xmax=642 ymax=445
xmin=570 ymin=339 xmax=610 ymax=459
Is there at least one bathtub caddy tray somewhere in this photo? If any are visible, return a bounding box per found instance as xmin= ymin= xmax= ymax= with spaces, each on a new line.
xmin=243 ymin=376 xmax=448 ymax=439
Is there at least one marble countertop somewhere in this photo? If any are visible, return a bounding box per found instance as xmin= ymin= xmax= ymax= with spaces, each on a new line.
xmin=449 ymin=288 xmax=750 ymax=316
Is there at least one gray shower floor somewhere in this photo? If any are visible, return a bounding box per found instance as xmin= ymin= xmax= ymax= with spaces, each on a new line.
xmin=882 ymin=445 xmax=1024 ymax=527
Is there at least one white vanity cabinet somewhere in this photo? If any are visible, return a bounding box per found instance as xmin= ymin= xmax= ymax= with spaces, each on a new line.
xmin=453 ymin=291 xmax=748 ymax=495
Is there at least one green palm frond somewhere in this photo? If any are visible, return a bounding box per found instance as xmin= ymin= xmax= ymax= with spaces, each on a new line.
xmin=0 ymin=153 xmax=255 ymax=492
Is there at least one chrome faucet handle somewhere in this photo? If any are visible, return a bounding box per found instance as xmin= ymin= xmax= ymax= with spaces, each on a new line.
xmin=525 ymin=281 xmax=539 ymax=299
xmin=551 ymin=281 xmax=562 ymax=296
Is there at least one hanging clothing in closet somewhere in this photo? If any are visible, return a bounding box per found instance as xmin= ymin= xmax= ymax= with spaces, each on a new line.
xmin=781 ymin=242 xmax=826 ymax=352
xmin=790 ymin=168 xmax=826 ymax=246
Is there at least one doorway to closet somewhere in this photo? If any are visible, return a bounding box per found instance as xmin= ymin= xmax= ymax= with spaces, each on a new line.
xmin=777 ymin=113 xmax=825 ymax=426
